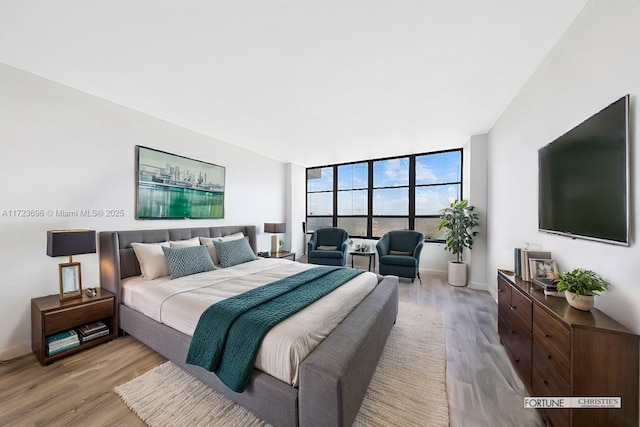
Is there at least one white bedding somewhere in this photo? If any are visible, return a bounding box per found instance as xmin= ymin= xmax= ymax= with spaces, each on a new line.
xmin=122 ymin=258 xmax=378 ymax=385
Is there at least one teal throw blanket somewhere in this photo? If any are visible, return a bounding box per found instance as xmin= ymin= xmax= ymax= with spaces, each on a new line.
xmin=186 ymin=266 xmax=365 ymax=392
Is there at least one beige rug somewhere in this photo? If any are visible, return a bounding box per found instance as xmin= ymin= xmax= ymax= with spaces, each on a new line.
xmin=115 ymin=302 xmax=449 ymax=426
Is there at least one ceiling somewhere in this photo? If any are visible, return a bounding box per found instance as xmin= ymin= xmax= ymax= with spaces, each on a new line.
xmin=0 ymin=1 xmax=588 ymax=167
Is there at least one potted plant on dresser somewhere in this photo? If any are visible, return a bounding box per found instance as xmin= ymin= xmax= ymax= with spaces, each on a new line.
xmin=438 ymin=199 xmax=480 ymax=286
xmin=555 ymin=268 xmax=609 ymax=311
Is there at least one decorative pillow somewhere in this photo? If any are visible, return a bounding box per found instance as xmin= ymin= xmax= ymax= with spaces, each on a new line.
xmin=162 ymin=245 xmax=215 ymax=279
xmin=169 ymin=237 xmax=201 ymax=248
xmin=131 ymin=241 xmax=170 ymax=279
xmin=212 ymin=238 xmax=257 ymax=268
xmin=389 ymin=250 xmax=412 ymax=256
xmin=317 ymin=245 xmax=338 ymax=250
xmin=200 ymin=233 xmax=245 ymax=265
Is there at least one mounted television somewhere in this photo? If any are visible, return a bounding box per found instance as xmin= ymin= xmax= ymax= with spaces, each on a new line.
xmin=136 ymin=146 xmax=225 ymax=219
xmin=538 ymin=95 xmax=629 ymax=246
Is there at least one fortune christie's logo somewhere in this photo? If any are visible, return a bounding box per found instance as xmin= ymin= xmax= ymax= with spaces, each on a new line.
xmin=524 ymin=397 xmax=621 ymax=409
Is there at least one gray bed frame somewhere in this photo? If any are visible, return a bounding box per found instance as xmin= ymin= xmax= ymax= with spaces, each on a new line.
xmin=99 ymin=225 xmax=399 ymax=427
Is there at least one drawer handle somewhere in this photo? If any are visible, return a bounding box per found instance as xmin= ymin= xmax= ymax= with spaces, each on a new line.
xmin=510 ymin=305 xmax=516 ymax=310
xmin=511 ymin=330 xmax=516 ymax=335
xmin=515 ymin=359 xmax=520 ymax=363
xmin=546 ymin=355 xmax=552 ymax=360
xmin=543 ymin=380 xmax=549 ymax=385
xmin=544 ymin=333 xmax=550 ymax=338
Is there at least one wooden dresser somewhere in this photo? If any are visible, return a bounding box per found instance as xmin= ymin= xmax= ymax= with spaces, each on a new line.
xmin=497 ymin=270 xmax=639 ymax=427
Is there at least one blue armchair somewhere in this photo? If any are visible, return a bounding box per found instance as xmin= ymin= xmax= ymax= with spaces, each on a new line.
xmin=307 ymin=228 xmax=350 ymax=266
xmin=376 ymin=230 xmax=424 ymax=282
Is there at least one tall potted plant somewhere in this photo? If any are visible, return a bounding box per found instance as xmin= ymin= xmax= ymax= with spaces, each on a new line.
xmin=438 ymin=199 xmax=480 ymax=286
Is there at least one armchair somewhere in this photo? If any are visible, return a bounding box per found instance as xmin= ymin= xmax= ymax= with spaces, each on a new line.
xmin=376 ymin=230 xmax=424 ymax=282
xmin=307 ymin=228 xmax=350 ymax=266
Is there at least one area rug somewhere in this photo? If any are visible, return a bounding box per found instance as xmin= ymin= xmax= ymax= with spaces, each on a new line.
xmin=115 ymin=302 xmax=449 ymax=426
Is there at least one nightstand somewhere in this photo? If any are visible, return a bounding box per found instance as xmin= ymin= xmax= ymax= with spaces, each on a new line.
xmin=259 ymin=251 xmax=296 ymax=261
xmin=31 ymin=288 xmax=117 ymax=365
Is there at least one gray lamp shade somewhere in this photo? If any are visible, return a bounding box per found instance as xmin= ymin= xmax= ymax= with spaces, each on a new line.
xmin=46 ymin=229 xmax=96 ymax=257
xmin=264 ymin=223 xmax=286 ymax=233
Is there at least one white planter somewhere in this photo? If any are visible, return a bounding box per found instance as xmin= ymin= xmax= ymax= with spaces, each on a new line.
xmin=565 ymin=291 xmax=594 ymax=311
xmin=448 ymin=261 xmax=467 ymax=287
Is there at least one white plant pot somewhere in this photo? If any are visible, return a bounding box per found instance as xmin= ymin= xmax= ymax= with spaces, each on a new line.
xmin=448 ymin=261 xmax=467 ymax=287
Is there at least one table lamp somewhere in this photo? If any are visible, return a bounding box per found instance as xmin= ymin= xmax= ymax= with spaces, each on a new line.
xmin=47 ymin=229 xmax=96 ymax=300
xmin=264 ymin=222 xmax=286 ymax=254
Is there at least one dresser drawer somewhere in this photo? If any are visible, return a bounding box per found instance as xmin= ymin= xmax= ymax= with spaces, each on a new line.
xmin=497 ymin=276 xmax=512 ymax=310
xmin=533 ymin=305 xmax=570 ymax=383
xmin=500 ymin=315 xmax=532 ymax=388
xmin=532 ymin=347 xmax=571 ymax=427
xmin=532 ymin=343 xmax=571 ymax=397
xmin=509 ymin=287 xmax=532 ymax=333
xmin=44 ymin=298 xmax=113 ymax=335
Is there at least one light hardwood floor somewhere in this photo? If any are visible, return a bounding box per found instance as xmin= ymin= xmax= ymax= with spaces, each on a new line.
xmin=0 ymin=271 xmax=545 ymax=426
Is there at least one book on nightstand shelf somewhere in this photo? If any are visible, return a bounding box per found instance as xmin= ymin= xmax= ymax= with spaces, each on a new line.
xmin=77 ymin=321 xmax=110 ymax=342
xmin=46 ymin=330 xmax=80 ymax=355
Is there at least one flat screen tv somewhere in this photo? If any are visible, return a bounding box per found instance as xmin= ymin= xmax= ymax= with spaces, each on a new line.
xmin=136 ymin=146 xmax=225 ymax=219
xmin=538 ymin=95 xmax=629 ymax=246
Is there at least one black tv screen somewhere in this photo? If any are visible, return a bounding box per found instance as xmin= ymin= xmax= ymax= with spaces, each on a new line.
xmin=538 ymin=95 xmax=629 ymax=246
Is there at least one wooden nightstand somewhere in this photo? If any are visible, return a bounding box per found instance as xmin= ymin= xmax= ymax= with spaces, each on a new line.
xmin=31 ymin=288 xmax=117 ymax=365
xmin=259 ymin=251 xmax=296 ymax=261
xmin=272 ymin=251 xmax=296 ymax=260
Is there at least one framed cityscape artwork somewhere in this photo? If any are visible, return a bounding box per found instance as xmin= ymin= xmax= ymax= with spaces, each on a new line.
xmin=135 ymin=146 xmax=225 ymax=219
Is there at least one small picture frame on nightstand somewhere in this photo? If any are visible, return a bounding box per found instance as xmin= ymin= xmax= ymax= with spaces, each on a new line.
xmin=59 ymin=262 xmax=82 ymax=301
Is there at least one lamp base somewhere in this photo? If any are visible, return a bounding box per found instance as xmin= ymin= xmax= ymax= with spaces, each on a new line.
xmin=271 ymin=235 xmax=279 ymax=254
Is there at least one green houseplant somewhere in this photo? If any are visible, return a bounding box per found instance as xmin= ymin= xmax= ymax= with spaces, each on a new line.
xmin=555 ymin=268 xmax=609 ymax=311
xmin=438 ymin=199 xmax=480 ymax=286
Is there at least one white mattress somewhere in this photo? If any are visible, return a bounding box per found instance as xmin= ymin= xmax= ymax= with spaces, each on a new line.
xmin=122 ymin=258 xmax=378 ymax=386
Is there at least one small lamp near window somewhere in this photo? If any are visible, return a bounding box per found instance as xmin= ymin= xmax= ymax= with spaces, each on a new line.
xmin=264 ymin=222 xmax=286 ymax=254
xmin=46 ymin=229 xmax=96 ymax=300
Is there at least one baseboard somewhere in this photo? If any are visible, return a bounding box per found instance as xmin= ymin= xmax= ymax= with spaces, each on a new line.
xmin=468 ymin=281 xmax=489 ymax=292
xmin=486 ymin=286 xmax=499 ymax=302
xmin=0 ymin=343 xmax=31 ymax=362
xmin=419 ymin=268 xmax=446 ymax=276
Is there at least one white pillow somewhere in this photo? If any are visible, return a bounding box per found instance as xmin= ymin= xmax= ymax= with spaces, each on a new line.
xmin=170 ymin=237 xmax=200 ymax=248
xmin=200 ymin=236 xmax=222 ymax=265
xmin=220 ymin=232 xmax=245 ymax=242
xmin=199 ymin=232 xmax=245 ymax=266
xmin=131 ymin=241 xmax=170 ymax=279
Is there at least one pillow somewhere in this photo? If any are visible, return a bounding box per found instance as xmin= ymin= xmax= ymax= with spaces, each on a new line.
xmin=169 ymin=237 xmax=201 ymax=248
xmin=199 ymin=236 xmax=222 ymax=265
xmin=131 ymin=242 xmax=170 ymax=279
xmin=317 ymin=245 xmax=338 ymax=250
xmin=200 ymin=233 xmax=245 ymax=265
xmin=220 ymin=232 xmax=245 ymax=242
xmin=162 ymin=245 xmax=215 ymax=279
xmin=389 ymin=250 xmax=412 ymax=256
xmin=212 ymin=238 xmax=258 ymax=268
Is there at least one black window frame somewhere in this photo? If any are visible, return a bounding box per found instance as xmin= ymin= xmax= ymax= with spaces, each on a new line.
xmin=306 ymin=148 xmax=463 ymax=241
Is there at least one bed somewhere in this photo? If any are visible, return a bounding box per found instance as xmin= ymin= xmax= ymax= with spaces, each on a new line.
xmin=99 ymin=225 xmax=399 ymax=427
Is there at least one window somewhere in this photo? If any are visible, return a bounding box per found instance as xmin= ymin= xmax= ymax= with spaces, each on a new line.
xmin=306 ymin=167 xmax=334 ymax=232
xmin=306 ymin=149 xmax=462 ymax=240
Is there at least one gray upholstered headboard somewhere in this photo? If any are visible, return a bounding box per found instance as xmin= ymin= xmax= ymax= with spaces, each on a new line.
xmin=99 ymin=225 xmax=257 ymax=304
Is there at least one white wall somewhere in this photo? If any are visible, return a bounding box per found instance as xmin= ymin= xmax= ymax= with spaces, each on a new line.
xmin=465 ymin=135 xmax=488 ymax=290
xmin=487 ymin=0 xmax=640 ymax=333
xmin=286 ymin=163 xmax=306 ymax=258
xmin=0 ymin=63 xmax=287 ymax=359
